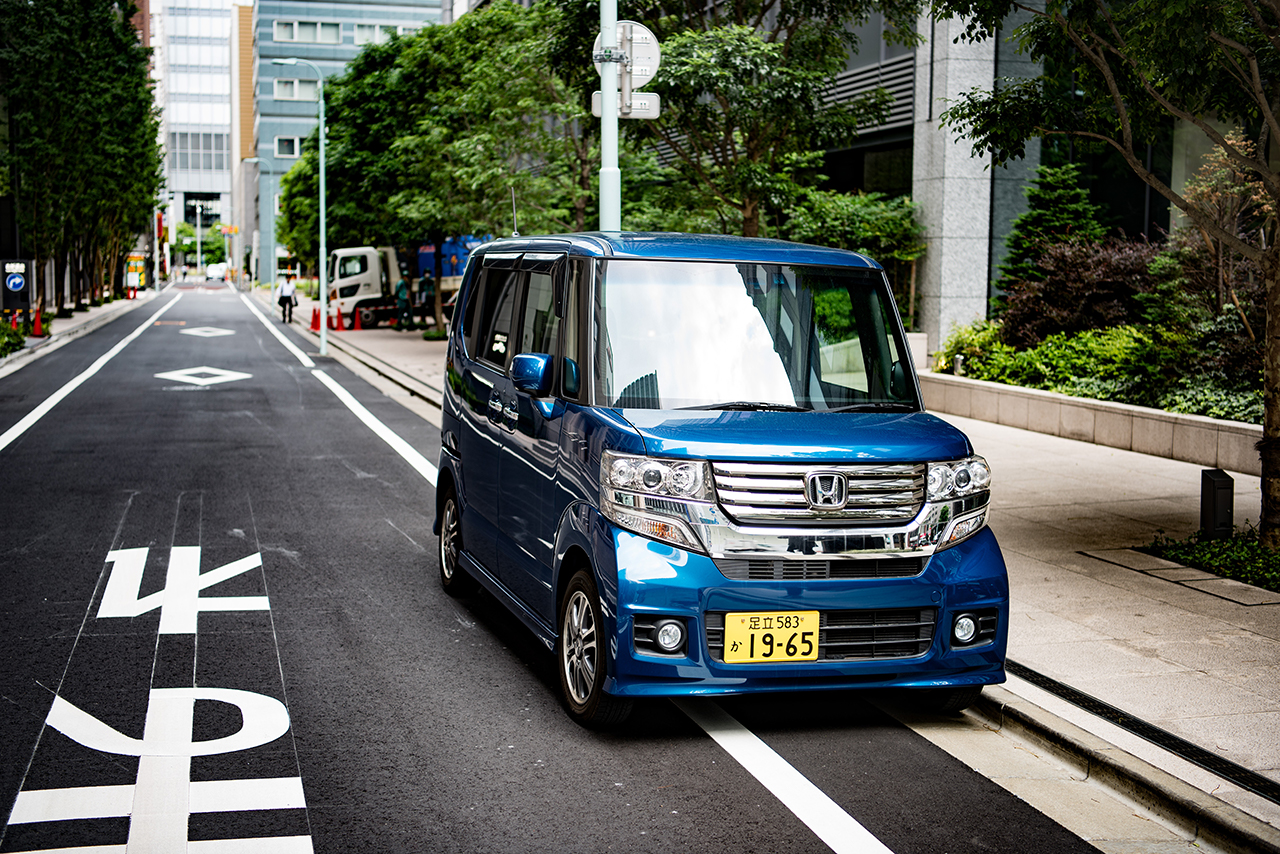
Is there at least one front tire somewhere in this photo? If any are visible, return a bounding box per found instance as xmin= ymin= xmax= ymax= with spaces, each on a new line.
xmin=913 ymin=685 xmax=983 ymax=714
xmin=558 ymin=570 xmax=632 ymax=727
xmin=438 ymin=488 xmax=477 ymax=597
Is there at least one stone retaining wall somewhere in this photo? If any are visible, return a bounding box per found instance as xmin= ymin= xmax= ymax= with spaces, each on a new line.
xmin=918 ymin=371 xmax=1262 ymax=476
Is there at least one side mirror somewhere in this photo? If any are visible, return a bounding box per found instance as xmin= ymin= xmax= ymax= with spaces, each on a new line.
xmin=510 ymin=353 xmax=553 ymax=397
xmin=890 ymin=360 xmax=909 ymax=399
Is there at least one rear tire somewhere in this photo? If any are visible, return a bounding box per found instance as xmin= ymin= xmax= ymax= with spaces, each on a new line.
xmin=558 ymin=570 xmax=633 ymax=727
xmin=438 ymin=488 xmax=477 ymax=597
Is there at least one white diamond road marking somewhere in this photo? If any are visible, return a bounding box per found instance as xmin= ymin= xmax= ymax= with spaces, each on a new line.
xmin=154 ymin=366 xmax=252 ymax=386
xmin=180 ymin=326 xmax=236 ymax=338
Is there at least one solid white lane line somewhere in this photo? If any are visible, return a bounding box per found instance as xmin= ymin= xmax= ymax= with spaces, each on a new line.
xmin=0 ymin=294 xmax=183 ymax=453
xmin=311 ymin=368 xmax=438 ymax=486
xmin=674 ymin=699 xmax=895 ymax=854
xmin=239 ymin=292 xmax=315 ymax=368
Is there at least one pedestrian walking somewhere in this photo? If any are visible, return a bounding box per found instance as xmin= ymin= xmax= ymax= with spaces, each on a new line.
xmin=395 ymin=272 xmax=412 ymax=330
xmin=279 ymin=276 xmax=297 ymax=323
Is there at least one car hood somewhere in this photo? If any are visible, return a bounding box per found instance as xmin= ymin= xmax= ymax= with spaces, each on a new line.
xmin=618 ymin=409 xmax=974 ymax=463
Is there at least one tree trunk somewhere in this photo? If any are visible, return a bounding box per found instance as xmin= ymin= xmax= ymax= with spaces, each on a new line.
xmin=1261 ymin=246 xmax=1280 ymax=549
xmin=742 ymin=199 xmax=760 ymax=238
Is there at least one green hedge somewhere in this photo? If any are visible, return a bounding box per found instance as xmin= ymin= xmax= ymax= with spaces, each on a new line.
xmin=937 ymin=314 xmax=1263 ymax=425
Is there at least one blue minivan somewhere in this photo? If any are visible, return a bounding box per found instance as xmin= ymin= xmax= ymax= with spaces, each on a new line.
xmin=435 ymin=233 xmax=1008 ymax=726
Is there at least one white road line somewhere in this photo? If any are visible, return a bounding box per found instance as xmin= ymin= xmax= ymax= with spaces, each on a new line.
xmin=311 ymin=369 xmax=438 ymax=487
xmin=189 ymin=777 xmax=307 ymax=813
xmin=674 ymin=699 xmax=895 ymax=854
xmin=239 ymin=292 xmax=315 ymax=368
xmin=188 ymin=837 xmax=314 ymax=853
xmin=0 ymin=294 xmax=183 ymax=453
xmin=9 ymin=784 xmax=135 ymax=823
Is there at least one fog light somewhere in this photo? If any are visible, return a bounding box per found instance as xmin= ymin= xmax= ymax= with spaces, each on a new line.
xmin=655 ymin=619 xmax=685 ymax=653
xmin=953 ymin=614 xmax=977 ymax=644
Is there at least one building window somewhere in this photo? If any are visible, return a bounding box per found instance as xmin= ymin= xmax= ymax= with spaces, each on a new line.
xmin=273 ymin=79 xmax=318 ymax=101
xmin=275 ymin=137 xmax=300 ymax=158
xmin=274 ymin=20 xmax=340 ymax=44
xmin=354 ymin=24 xmax=398 ymax=45
xmin=169 ymin=131 xmax=230 ymax=172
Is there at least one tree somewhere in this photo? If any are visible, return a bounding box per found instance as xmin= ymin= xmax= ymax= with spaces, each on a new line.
xmin=933 ymin=0 xmax=1280 ymax=545
xmin=783 ymin=188 xmax=926 ymax=323
xmin=0 ymin=0 xmax=162 ymax=312
xmin=545 ymin=0 xmax=925 ymax=237
xmin=998 ymin=163 xmax=1105 ymax=285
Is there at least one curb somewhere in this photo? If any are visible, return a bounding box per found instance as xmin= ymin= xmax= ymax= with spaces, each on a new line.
xmin=973 ymin=685 xmax=1280 ymax=854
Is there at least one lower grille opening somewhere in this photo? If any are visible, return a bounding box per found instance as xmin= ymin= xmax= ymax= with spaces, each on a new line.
xmin=705 ymin=608 xmax=936 ymax=663
xmin=714 ymin=557 xmax=925 ymax=581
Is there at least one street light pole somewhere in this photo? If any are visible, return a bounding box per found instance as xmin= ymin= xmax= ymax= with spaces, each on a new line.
xmin=273 ymin=56 xmax=327 ymax=356
xmin=196 ymin=202 xmax=203 ymax=277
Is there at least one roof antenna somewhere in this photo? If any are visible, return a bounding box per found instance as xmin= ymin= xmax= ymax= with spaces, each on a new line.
xmin=510 ymin=186 xmax=520 ymax=238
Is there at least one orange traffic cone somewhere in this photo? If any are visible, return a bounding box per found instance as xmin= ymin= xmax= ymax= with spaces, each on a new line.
xmin=33 ymin=312 xmax=41 ymax=337
xmin=351 ymin=308 xmax=363 ymax=330
xmin=333 ymin=306 xmax=344 ymax=331
xmin=310 ymin=307 xmax=320 ymax=331
xmin=10 ymin=313 xmax=17 ymax=330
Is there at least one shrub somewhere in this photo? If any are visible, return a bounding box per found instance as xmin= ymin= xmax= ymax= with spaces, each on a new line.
xmin=1146 ymin=526 xmax=1280 ymax=594
xmin=1001 ymin=239 xmax=1161 ymax=348
xmin=0 ymin=322 xmax=26 ymax=358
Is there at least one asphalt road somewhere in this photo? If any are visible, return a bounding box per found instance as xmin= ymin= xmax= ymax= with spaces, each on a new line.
xmin=0 ymin=285 xmax=1097 ymax=853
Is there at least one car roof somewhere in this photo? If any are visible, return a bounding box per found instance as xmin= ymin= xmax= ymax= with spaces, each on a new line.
xmin=473 ymin=232 xmax=883 ymax=270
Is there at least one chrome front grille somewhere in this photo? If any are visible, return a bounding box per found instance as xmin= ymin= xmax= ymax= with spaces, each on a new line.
xmin=714 ymin=557 xmax=925 ymax=581
xmin=705 ymin=608 xmax=936 ymax=662
xmin=712 ymin=461 xmax=926 ymax=526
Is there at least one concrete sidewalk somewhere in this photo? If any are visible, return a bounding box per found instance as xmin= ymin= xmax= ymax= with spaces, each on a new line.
xmin=264 ymin=286 xmax=1280 ymax=842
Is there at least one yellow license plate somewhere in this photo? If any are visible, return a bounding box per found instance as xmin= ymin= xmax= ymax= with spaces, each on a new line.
xmin=723 ymin=611 xmax=819 ymax=663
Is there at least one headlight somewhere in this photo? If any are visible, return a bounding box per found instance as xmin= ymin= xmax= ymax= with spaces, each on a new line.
xmin=600 ymin=451 xmax=712 ymax=550
xmin=927 ymin=457 xmax=991 ymax=501
xmin=924 ymin=456 xmax=991 ymax=549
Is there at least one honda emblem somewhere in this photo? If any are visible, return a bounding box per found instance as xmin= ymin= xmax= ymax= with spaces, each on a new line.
xmin=805 ymin=472 xmax=848 ymax=510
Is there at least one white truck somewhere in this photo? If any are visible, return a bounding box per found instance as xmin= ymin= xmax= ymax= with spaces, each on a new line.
xmin=326 ymin=246 xmax=406 ymax=328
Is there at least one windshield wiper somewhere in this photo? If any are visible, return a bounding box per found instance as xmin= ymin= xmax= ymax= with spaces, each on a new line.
xmin=826 ymin=402 xmax=917 ymax=412
xmin=678 ymin=401 xmax=810 ymax=412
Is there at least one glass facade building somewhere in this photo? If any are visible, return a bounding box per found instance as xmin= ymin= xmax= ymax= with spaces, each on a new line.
xmin=246 ymin=0 xmax=442 ymax=284
xmin=158 ymin=0 xmax=234 ymax=273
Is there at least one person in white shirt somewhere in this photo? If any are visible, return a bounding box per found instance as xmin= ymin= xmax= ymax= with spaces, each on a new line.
xmin=279 ymin=276 xmax=297 ymax=323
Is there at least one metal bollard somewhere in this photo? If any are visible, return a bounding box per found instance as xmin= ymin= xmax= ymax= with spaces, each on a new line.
xmin=1200 ymin=468 xmax=1233 ymax=539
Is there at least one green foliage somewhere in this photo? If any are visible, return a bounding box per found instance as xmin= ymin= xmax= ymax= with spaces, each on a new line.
xmin=938 ymin=309 xmax=1263 ymax=424
xmin=998 ymin=163 xmax=1105 ymax=285
xmin=0 ymin=0 xmax=163 ymax=308
xmin=0 ymin=323 xmax=25 ymax=358
xmin=784 ymin=190 xmax=925 ymax=260
xmin=1147 ymin=526 xmax=1280 ymax=594
xmin=813 ymin=290 xmax=855 ymax=342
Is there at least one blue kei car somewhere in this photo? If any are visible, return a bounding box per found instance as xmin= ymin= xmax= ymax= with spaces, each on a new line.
xmin=435 ymin=232 xmax=1008 ymax=726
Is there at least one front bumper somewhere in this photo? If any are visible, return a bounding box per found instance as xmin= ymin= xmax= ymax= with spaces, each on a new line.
xmin=595 ymin=523 xmax=1009 ymax=698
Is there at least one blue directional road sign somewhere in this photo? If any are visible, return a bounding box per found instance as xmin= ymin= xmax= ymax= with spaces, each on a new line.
xmin=6 ymin=272 xmax=25 ymax=292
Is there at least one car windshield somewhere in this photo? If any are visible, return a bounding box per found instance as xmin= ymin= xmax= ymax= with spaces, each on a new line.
xmin=591 ymin=259 xmax=916 ymax=411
